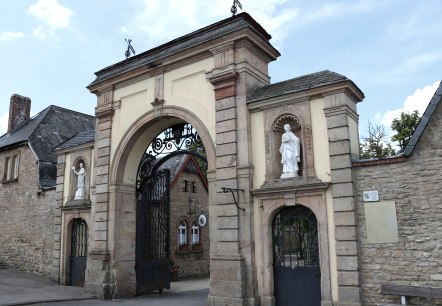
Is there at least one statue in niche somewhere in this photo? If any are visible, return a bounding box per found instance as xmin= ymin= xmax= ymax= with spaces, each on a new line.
xmin=280 ymin=124 xmax=300 ymax=178
xmin=72 ymin=163 xmax=85 ymax=200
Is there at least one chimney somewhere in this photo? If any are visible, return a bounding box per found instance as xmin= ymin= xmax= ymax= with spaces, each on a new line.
xmin=8 ymin=94 xmax=31 ymax=133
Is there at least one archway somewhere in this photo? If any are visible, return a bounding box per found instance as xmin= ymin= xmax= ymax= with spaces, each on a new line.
xmin=70 ymin=218 xmax=88 ymax=287
xmin=272 ymin=205 xmax=320 ymax=306
xmin=135 ymin=122 xmax=209 ymax=295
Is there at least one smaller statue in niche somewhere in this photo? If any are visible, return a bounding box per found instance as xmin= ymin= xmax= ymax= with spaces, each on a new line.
xmin=280 ymin=124 xmax=301 ymax=178
xmin=72 ymin=163 xmax=85 ymax=200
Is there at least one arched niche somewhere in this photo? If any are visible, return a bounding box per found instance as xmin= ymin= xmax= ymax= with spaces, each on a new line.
xmin=264 ymin=112 xmax=315 ymax=181
xmin=70 ymin=157 xmax=88 ymax=201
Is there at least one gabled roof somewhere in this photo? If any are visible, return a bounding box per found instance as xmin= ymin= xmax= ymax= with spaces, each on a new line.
xmin=0 ymin=105 xmax=95 ymax=162
xmin=0 ymin=107 xmax=51 ymax=149
xmin=0 ymin=105 xmax=95 ymax=189
xmin=88 ymin=12 xmax=276 ymax=87
xmin=404 ymin=81 xmax=442 ymax=156
xmin=159 ymin=154 xmax=208 ymax=191
xmin=248 ymin=70 xmax=364 ymax=103
xmin=55 ymin=129 xmax=95 ymax=151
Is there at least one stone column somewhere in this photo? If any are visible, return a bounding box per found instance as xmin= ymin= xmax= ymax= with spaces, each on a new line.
xmin=85 ymin=86 xmax=114 ymax=299
xmin=324 ymin=97 xmax=361 ymax=306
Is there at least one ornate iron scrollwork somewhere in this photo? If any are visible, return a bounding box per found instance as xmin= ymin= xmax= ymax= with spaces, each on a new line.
xmin=136 ymin=123 xmax=203 ymax=193
xmin=150 ymin=123 xmax=202 ymax=156
xmin=272 ymin=205 xmax=319 ymax=268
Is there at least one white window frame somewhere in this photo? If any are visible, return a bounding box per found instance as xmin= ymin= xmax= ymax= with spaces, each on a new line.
xmin=191 ymin=220 xmax=200 ymax=245
xmin=178 ymin=219 xmax=188 ymax=246
xmin=4 ymin=154 xmax=19 ymax=181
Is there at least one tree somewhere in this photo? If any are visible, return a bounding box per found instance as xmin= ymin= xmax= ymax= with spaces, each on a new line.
xmin=360 ymin=122 xmax=396 ymax=159
xmin=391 ymin=110 xmax=420 ymax=152
xmin=187 ymin=140 xmax=207 ymax=176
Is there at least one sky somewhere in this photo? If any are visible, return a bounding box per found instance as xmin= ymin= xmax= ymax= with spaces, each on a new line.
xmin=1 ymin=0 xmax=441 ymax=141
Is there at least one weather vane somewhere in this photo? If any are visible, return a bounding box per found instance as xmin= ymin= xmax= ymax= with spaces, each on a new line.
xmin=231 ymin=0 xmax=242 ymax=16
xmin=125 ymin=38 xmax=136 ymax=59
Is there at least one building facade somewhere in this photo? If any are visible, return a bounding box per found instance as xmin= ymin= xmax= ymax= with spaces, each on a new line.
xmin=0 ymin=95 xmax=95 ymax=277
xmin=1 ymin=12 xmax=441 ymax=306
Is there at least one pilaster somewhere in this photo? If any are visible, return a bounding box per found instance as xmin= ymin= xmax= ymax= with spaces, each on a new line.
xmin=207 ymin=38 xmax=274 ymax=306
xmin=324 ymin=101 xmax=362 ymax=306
xmin=51 ymin=154 xmax=66 ymax=283
xmin=85 ymin=86 xmax=114 ymax=299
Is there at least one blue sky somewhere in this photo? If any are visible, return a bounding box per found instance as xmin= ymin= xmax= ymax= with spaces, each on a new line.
xmin=1 ymin=0 xmax=441 ymax=141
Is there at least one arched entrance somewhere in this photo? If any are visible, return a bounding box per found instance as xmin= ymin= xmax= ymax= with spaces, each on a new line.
xmin=135 ymin=123 xmax=208 ymax=295
xmin=70 ymin=218 xmax=88 ymax=287
xmin=272 ymin=205 xmax=320 ymax=306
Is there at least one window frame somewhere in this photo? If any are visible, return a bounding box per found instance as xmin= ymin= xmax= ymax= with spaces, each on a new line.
xmin=191 ymin=219 xmax=200 ymax=245
xmin=178 ymin=219 xmax=188 ymax=246
xmin=3 ymin=153 xmax=19 ymax=182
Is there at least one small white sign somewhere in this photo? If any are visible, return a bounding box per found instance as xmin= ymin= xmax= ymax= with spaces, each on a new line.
xmin=363 ymin=190 xmax=379 ymax=202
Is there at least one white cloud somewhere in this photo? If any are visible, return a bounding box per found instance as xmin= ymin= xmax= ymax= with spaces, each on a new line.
xmin=375 ymin=52 xmax=442 ymax=85
xmin=28 ymin=0 xmax=73 ymax=29
xmin=28 ymin=0 xmax=76 ymax=40
xmin=0 ymin=32 xmax=25 ymax=42
xmin=0 ymin=112 xmax=8 ymax=135
xmin=375 ymin=80 xmax=440 ymax=126
xmin=125 ymin=0 xmax=299 ymax=48
xmin=32 ymin=26 xmax=47 ymax=39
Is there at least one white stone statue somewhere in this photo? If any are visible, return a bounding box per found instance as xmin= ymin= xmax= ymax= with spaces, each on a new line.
xmin=279 ymin=124 xmax=301 ymax=178
xmin=72 ymin=163 xmax=85 ymax=200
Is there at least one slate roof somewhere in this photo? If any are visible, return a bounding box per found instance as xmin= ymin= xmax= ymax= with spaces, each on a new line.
xmin=55 ymin=129 xmax=95 ymax=151
xmin=404 ymin=81 xmax=442 ymax=156
xmin=248 ymin=70 xmax=362 ymax=103
xmin=89 ymin=12 xmax=274 ymax=87
xmin=0 ymin=105 xmax=95 ymax=188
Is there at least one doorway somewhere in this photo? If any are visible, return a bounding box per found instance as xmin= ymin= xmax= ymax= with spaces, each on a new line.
xmin=70 ymin=218 xmax=87 ymax=287
xmin=272 ymin=205 xmax=320 ymax=306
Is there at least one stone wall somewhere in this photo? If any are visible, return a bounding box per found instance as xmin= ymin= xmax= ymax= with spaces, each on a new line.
xmin=0 ymin=146 xmax=56 ymax=277
xmin=353 ymin=102 xmax=442 ymax=305
xmin=170 ymin=169 xmax=209 ymax=278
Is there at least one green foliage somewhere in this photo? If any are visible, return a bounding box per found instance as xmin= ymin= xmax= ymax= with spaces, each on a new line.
xmin=187 ymin=141 xmax=207 ymax=176
xmin=391 ymin=110 xmax=420 ymax=151
xmin=360 ymin=122 xmax=396 ymax=159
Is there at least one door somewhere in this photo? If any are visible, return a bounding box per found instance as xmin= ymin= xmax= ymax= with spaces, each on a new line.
xmin=272 ymin=205 xmax=321 ymax=306
xmin=136 ymin=169 xmax=170 ymax=294
xmin=70 ymin=218 xmax=87 ymax=287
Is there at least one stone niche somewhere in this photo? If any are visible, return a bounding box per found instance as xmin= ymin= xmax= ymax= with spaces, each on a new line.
xmin=264 ymin=100 xmax=315 ymax=182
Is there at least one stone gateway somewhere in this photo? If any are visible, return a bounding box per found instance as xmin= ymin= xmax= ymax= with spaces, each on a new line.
xmin=0 ymin=12 xmax=441 ymax=306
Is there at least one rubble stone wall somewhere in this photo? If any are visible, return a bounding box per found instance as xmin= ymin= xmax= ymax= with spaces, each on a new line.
xmin=353 ymin=102 xmax=442 ymax=305
xmin=0 ymin=146 xmax=56 ymax=277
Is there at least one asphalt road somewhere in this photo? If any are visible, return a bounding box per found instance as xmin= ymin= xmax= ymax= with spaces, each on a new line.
xmin=31 ymin=289 xmax=209 ymax=306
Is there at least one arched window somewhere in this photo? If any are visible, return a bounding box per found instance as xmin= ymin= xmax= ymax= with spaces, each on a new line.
xmin=191 ymin=220 xmax=200 ymax=245
xmin=178 ymin=219 xmax=187 ymax=246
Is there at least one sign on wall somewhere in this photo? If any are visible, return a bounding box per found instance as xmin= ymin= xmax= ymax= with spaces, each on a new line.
xmin=364 ymin=201 xmax=399 ymax=243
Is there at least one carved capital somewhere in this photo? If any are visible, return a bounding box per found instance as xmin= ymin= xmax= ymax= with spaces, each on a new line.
xmin=208 ymin=71 xmax=239 ymax=100
xmin=95 ymin=107 xmax=114 ymax=120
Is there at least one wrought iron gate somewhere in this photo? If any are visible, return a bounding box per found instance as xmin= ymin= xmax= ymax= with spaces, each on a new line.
xmin=272 ymin=205 xmax=320 ymax=306
xmin=136 ymin=169 xmax=170 ymax=294
xmin=70 ymin=218 xmax=87 ymax=287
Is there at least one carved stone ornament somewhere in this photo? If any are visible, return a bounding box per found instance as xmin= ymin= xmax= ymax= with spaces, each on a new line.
xmin=272 ymin=114 xmax=301 ymax=133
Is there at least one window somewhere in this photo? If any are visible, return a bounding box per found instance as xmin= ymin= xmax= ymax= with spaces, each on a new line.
xmin=178 ymin=219 xmax=188 ymax=246
xmin=4 ymin=154 xmax=19 ymax=181
xmin=191 ymin=220 xmax=200 ymax=244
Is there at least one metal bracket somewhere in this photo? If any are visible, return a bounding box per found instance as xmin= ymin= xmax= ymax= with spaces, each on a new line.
xmin=221 ymin=187 xmax=245 ymax=211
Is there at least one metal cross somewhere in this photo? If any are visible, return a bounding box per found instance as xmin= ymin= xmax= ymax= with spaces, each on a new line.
xmin=231 ymin=0 xmax=242 ymax=16
xmin=124 ymin=38 xmax=136 ymax=59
